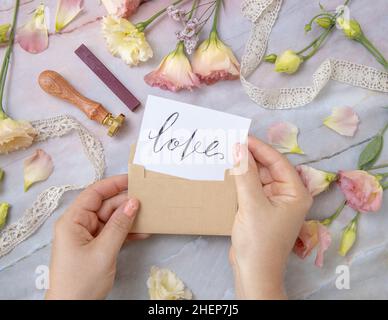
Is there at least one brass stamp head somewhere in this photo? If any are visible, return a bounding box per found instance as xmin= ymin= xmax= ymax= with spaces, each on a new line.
xmin=103 ymin=113 xmax=125 ymax=136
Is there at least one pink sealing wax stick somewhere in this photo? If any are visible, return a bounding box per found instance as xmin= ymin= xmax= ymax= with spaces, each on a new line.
xmin=75 ymin=44 xmax=140 ymax=111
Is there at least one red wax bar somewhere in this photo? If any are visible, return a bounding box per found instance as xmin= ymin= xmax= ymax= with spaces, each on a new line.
xmin=75 ymin=44 xmax=140 ymax=111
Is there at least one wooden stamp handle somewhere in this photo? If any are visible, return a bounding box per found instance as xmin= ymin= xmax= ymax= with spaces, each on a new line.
xmin=38 ymin=70 xmax=108 ymax=123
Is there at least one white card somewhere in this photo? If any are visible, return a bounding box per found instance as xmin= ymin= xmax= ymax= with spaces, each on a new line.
xmin=133 ymin=95 xmax=251 ymax=181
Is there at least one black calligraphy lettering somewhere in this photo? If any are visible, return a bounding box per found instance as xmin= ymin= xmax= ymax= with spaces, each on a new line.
xmin=148 ymin=112 xmax=225 ymax=161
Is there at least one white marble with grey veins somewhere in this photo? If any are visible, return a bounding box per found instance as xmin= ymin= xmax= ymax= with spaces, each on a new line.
xmin=0 ymin=0 xmax=387 ymax=299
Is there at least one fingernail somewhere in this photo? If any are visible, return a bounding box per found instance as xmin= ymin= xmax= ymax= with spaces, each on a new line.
xmin=124 ymin=198 xmax=139 ymax=217
xmin=233 ymin=143 xmax=242 ymax=164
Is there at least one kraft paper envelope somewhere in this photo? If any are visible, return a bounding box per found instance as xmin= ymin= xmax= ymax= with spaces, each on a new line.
xmin=128 ymin=145 xmax=237 ymax=236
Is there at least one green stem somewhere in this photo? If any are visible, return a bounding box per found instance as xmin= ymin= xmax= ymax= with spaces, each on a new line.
xmin=296 ymin=0 xmax=350 ymax=59
xmin=376 ymin=172 xmax=388 ymax=179
xmin=0 ymin=0 xmax=20 ymax=118
xmin=136 ymin=0 xmax=187 ymax=31
xmin=188 ymin=0 xmax=199 ymax=20
xmin=357 ymin=34 xmax=388 ymax=70
xmin=211 ymin=0 xmax=222 ymax=32
xmin=321 ymin=200 xmax=346 ymax=226
xmin=368 ymin=163 xmax=388 ymax=171
xmin=301 ymin=26 xmax=333 ymax=61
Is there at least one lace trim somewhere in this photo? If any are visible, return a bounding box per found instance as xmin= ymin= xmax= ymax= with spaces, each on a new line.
xmin=0 ymin=115 xmax=105 ymax=258
xmin=240 ymin=0 xmax=388 ymax=109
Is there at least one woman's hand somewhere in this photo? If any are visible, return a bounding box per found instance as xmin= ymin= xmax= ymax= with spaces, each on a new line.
xmin=230 ymin=136 xmax=313 ymax=299
xmin=46 ymin=175 xmax=147 ymax=300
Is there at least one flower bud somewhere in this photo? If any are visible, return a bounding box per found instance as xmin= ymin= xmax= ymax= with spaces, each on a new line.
xmin=338 ymin=218 xmax=358 ymax=256
xmin=0 ymin=202 xmax=10 ymax=229
xmin=337 ymin=17 xmax=363 ymax=40
xmin=315 ymin=17 xmax=334 ymax=29
xmin=264 ymin=53 xmax=277 ymax=63
xmin=0 ymin=24 xmax=10 ymax=43
xmin=274 ymin=50 xmax=302 ymax=74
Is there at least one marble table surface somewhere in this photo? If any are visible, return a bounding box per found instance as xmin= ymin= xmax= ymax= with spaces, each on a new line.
xmin=1 ymin=0 xmax=388 ymax=299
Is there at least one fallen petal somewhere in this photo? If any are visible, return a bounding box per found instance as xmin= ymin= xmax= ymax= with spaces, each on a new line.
xmin=315 ymin=223 xmax=332 ymax=267
xmin=24 ymin=149 xmax=54 ymax=192
xmin=267 ymin=121 xmax=304 ymax=154
xmin=55 ymin=0 xmax=83 ymax=32
xmin=17 ymin=4 xmax=48 ymax=54
xmin=323 ymin=106 xmax=360 ymax=137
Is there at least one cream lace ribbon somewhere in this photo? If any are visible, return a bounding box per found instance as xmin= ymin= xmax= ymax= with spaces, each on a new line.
xmin=240 ymin=0 xmax=388 ymax=109
xmin=0 ymin=115 xmax=105 ymax=258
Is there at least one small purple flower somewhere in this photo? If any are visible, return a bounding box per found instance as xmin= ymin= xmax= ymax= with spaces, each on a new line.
xmin=167 ymin=5 xmax=186 ymax=22
xmin=181 ymin=18 xmax=199 ymax=38
xmin=184 ymin=35 xmax=199 ymax=54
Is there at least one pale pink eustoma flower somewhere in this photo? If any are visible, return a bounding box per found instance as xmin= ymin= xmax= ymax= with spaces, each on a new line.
xmin=192 ymin=31 xmax=240 ymax=85
xmin=338 ymin=170 xmax=383 ymax=213
xmin=17 ymin=4 xmax=48 ymax=54
xmin=144 ymin=42 xmax=200 ymax=92
xmin=55 ymin=0 xmax=83 ymax=32
xmin=23 ymin=149 xmax=54 ymax=192
xmin=101 ymin=0 xmax=141 ymax=18
xmin=296 ymin=165 xmax=337 ymax=196
xmin=267 ymin=121 xmax=304 ymax=154
xmin=293 ymin=220 xmax=332 ymax=268
xmin=323 ymin=106 xmax=360 ymax=137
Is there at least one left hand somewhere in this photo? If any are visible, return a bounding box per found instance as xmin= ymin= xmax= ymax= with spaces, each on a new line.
xmin=45 ymin=174 xmax=147 ymax=300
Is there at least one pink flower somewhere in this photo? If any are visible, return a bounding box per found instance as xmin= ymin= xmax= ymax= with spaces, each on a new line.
xmin=323 ymin=106 xmax=360 ymax=137
xmin=192 ymin=31 xmax=240 ymax=85
xmin=296 ymin=165 xmax=337 ymax=196
xmin=293 ymin=220 xmax=332 ymax=268
xmin=144 ymin=42 xmax=200 ymax=92
xmin=17 ymin=4 xmax=48 ymax=54
xmin=267 ymin=121 xmax=304 ymax=154
xmin=55 ymin=0 xmax=83 ymax=32
xmin=338 ymin=170 xmax=383 ymax=213
xmin=101 ymin=0 xmax=141 ymax=18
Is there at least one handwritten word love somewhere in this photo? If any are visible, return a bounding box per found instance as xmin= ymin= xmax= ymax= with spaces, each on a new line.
xmin=148 ymin=112 xmax=225 ymax=161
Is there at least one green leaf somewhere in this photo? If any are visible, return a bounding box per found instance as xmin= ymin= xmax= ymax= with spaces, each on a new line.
xmin=358 ymin=135 xmax=383 ymax=169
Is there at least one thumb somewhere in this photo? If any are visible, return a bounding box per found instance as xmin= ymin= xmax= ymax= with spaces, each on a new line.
xmin=96 ymin=198 xmax=140 ymax=256
xmin=231 ymin=143 xmax=268 ymax=212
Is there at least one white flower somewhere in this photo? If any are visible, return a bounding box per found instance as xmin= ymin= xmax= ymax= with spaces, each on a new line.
xmin=0 ymin=118 xmax=37 ymax=154
xmin=147 ymin=266 xmax=192 ymax=300
xmin=102 ymin=15 xmax=153 ymax=66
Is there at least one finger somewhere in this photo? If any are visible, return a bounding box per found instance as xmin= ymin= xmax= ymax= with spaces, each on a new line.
xmin=231 ymin=143 xmax=268 ymax=210
xmin=72 ymin=209 xmax=100 ymax=236
xmin=97 ymin=193 xmax=129 ymax=222
xmin=263 ymin=181 xmax=299 ymax=200
xmin=95 ymin=198 xmax=140 ymax=256
xmin=258 ymin=165 xmax=273 ymax=185
xmin=75 ymin=175 xmax=128 ymax=212
xmin=248 ymin=136 xmax=301 ymax=184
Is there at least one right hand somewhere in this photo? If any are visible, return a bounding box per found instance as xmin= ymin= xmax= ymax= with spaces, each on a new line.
xmin=230 ymin=136 xmax=313 ymax=299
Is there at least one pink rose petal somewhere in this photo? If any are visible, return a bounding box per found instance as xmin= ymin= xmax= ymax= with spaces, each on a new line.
xmin=267 ymin=121 xmax=304 ymax=154
xmin=17 ymin=4 xmax=48 ymax=54
xmin=323 ymin=106 xmax=360 ymax=137
xmin=55 ymin=0 xmax=83 ymax=32
xmin=23 ymin=149 xmax=54 ymax=191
